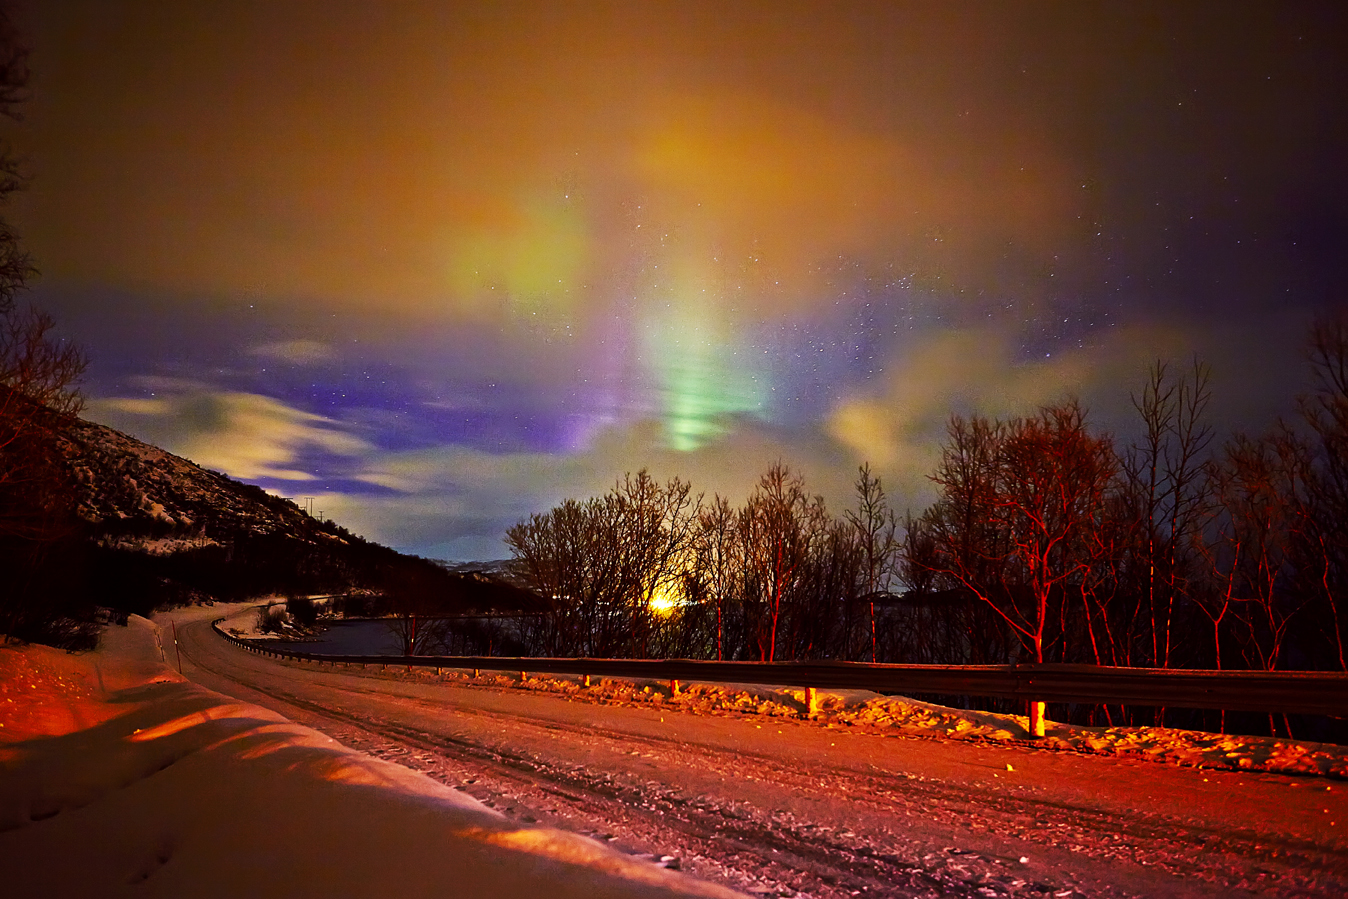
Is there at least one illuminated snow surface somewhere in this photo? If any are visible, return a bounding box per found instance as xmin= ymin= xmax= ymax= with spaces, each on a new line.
xmin=407 ymin=673 xmax=1348 ymax=780
xmin=479 ymin=676 xmax=1348 ymax=781
xmin=0 ymin=617 xmax=741 ymax=898
xmin=5 ymin=607 xmax=1348 ymax=898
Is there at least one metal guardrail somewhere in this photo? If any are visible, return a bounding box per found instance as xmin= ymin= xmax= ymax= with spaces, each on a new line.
xmin=211 ymin=618 xmax=1348 ymax=717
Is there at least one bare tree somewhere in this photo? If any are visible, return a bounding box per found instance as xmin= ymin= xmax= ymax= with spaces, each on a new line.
xmin=1119 ymin=360 xmax=1214 ymax=669
xmin=507 ymin=497 xmax=610 ymax=655
xmin=1201 ymin=426 xmax=1321 ymax=737
xmin=1209 ymin=429 xmax=1317 ymax=674
xmin=737 ymin=462 xmax=827 ymax=662
xmin=693 ymin=494 xmax=739 ymax=660
xmin=505 ymin=471 xmax=700 ymax=658
xmin=0 ymin=8 xmax=89 ymax=645
xmin=913 ymin=402 xmax=1118 ymax=736
xmin=610 ymin=471 xmax=701 ymax=657
xmin=1301 ymin=314 xmax=1348 ymax=669
xmin=0 ymin=2 xmax=84 ymax=508
xmin=844 ymin=463 xmax=898 ymax=661
xmin=1 ymin=308 xmax=85 ymax=440
xmin=0 ymin=4 xmax=31 ymax=308
xmin=0 ymin=3 xmax=80 ymax=502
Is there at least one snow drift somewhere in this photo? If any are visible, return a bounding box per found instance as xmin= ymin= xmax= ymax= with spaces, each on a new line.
xmin=0 ymin=617 xmax=742 ymax=898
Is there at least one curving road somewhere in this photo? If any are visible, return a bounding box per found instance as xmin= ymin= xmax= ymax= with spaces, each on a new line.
xmin=168 ymin=605 xmax=1348 ymax=898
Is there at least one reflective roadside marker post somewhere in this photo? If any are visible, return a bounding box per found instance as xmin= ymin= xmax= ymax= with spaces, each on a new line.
xmin=1029 ymin=700 xmax=1046 ymax=738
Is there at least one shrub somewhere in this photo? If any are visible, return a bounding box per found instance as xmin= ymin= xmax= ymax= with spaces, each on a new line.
xmin=256 ymin=604 xmax=288 ymax=634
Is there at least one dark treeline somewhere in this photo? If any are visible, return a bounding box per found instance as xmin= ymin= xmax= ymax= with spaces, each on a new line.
xmin=506 ymin=464 xmax=897 ymax=665
xmin=0 ymin=501 xmax=548 ymax=650
xmin=0 ymin=506 xmax=479 ymax=647
xmin=504 ymin=319 xmax=1348 ymax=703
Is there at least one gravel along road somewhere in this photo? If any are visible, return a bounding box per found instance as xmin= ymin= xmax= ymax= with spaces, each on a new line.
xmin=170 ymin=607 xmax=1348 ymax=898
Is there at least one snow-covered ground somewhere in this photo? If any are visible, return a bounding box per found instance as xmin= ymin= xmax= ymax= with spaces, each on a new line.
xmin=0 ymin=617 xmax=743 ymax=898
xmin=178 ymin=604 xmax=1348 ymax=898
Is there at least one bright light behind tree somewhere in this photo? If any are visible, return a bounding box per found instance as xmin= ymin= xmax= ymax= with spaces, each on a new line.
xmin=648 ymin=584 xmax=681 ymax=617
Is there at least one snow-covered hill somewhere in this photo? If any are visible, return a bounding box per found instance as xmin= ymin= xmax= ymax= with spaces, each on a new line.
xmin=17 ymin=415 xmax=538 ymax=623
xmin=56 ymin=416 xmax=340 ymax=546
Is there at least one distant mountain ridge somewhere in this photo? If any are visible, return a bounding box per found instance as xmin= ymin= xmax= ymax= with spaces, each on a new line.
xmin=438 ymin=559 xmax=514 ymax=578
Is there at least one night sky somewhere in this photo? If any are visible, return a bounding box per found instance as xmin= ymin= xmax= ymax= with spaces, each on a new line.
xmin=10 ymin=1 xmax=1347 ymax=560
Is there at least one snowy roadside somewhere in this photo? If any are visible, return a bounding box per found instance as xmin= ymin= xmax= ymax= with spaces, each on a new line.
xmin=219 ymin=601 xmax=1348 ymax=780
xmin=327 ymin=657 xmax=1348 ymax=781
xmin=0 ymin=616 xmax=744 ymax=898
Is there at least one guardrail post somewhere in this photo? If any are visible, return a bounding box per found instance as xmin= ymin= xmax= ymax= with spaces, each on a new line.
xmin=1029 ymin=700 xmax=1046 ymax=738
xmin=805 ymin=687 xmax=819 ymax=719
xmin=583 ymin=674 xmax=590 ymax=688
xmin=670 ymin=678 xmax=681 ymax=696
xmin=473 ymin=668 xmax=480 ymax=678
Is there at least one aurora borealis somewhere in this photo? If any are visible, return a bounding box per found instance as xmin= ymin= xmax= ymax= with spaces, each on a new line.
xmin=10 ymin=1 xmax=1347 ymax=559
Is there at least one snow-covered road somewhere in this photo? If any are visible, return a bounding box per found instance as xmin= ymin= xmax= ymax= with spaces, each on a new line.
xmin=176 ymin=606 xmax=1348 ymax=898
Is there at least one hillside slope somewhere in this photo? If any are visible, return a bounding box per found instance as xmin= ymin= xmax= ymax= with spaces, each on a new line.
xmin=2 ymin=414 xmax=538 ymax=646
xmin=57 ymin=416 xmax=344 ymax=547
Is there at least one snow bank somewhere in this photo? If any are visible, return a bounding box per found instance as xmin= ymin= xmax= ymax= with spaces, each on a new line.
xmin=402 ymin=666 xmax=1348 ymax=779
xmin=0 ymin=619 xmax=743 ymax=898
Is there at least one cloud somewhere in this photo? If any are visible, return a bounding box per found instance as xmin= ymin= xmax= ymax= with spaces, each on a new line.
xmin=249 ymin=339 xmax=337 ymax=366
xmin=826 ymin=325 xmax=1198 ymax=509
xmin=88 ymin=386 xmax=370 ymax=482
xmin=328 ymin=413 xmax=864 ymax=560
xmin=77 ymin=311 xmax=1322 ymax=563
xmin=243 ymin=322 xmax=1215 ymax=559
